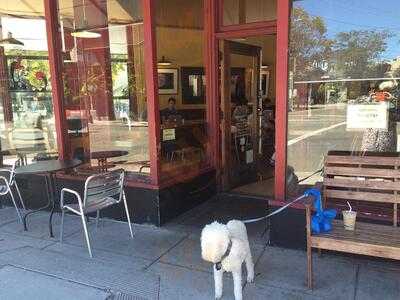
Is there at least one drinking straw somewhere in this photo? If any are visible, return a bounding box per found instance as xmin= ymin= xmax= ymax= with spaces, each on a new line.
xmin=347 ymin=201 xmax=352 ymax=212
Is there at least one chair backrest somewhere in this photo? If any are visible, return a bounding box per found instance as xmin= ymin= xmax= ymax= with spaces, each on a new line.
xmin=9 ymin=159 xmax=21 ymax=185
xmin=323 ymin=150 xmax=400 ymax=226
xmin=83 ymin=169 xmax=125 ymax=208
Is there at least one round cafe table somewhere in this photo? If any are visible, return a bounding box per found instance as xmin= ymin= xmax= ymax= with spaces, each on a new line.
xmin=91 ymin=150 xmax=128 ymax=172
xmin=15 ymin=159 xmax=82 ymax=237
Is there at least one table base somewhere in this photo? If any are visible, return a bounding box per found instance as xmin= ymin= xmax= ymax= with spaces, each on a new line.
xmin=23 ymin=173 xmax=56 ymax=238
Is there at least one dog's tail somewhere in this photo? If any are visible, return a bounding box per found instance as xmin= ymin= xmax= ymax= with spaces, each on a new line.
xmin=226 ymin=220 xmax=248 ymax=239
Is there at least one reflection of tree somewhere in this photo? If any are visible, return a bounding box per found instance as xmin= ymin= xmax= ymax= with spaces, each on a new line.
xmin=290 ymin=7 xmax=393 ymax=82
xmin=333 ymin=30 xmax=392 ymax=79
xmin=290 ymin=7 xmax=333 ymax=81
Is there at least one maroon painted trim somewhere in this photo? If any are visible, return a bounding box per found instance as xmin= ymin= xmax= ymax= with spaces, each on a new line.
xmin=274 ymin=0 xmax=291 ymax=201
xmin=215 ymin=25 xmax=276 ymax=39
xmin=217 ymin=0 xmax=224 ymax=30
xmin=44 ymin=0 xmax=69 ymax=159
xmin=143 ymin=0 xmax=161 ymax=186
xmin=158 ymin=166 xmax=214 ymax=189
xmin=56 ymin=172 xmax=159 ymax=190
xmin=218 ymin=20 xmax=277 ymax=33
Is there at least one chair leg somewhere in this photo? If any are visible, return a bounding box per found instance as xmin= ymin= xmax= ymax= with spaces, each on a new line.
xmin=60 ymin=210 xmax=65 ymax=243
xmin=80 ymin=213 xmax=93 ymax=258
xmin=95 ymin=210 xmax=100 ymax=229
xmin=14 ymin=182 xmax=26 ymax=210
xmin=123 ymin=192 xmax=134 ymax=238
xmin=9 ymin=190 xmax=23 ymax=225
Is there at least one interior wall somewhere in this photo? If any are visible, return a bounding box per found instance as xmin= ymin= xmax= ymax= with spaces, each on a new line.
xmin=223 ymin=0 xmax=276 ymax=25
xmin=156 ymin=27 xmax=204 ymax=110
xmin=229 ymin=35 xmax=276 ymax=101
xmin=156 ymin=27 xmax=277 ymax=110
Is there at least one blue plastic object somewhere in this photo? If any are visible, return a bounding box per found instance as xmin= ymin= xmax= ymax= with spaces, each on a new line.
xmin=304 ymin=188 xmax=337 ymax=234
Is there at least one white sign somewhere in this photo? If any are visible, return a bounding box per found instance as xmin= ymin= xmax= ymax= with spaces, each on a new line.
xmin=162 ymin=129 xmax=176 ymax=141
xmin=346 ymin=103 xmax=388 ymax=130
xmin=246 ymin=150 xmax=254 ymax=164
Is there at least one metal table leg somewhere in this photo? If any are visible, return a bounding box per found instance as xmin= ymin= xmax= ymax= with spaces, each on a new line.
xmin=23 ymin=172 xmax=56 ymax=238
xmin=47 ymin=173 xmax=56 ymax=238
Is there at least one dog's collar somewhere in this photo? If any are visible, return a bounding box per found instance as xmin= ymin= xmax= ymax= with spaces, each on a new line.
xmin=215 ymin=239 xmax=232 ymax=271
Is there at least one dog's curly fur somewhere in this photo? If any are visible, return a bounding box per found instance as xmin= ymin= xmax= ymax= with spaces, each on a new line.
xmin=201 ymin=220 xmax=254 ymax=300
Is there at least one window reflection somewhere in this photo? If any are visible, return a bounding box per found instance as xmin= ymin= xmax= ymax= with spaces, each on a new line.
xmin=222 ymin=0 xmax=276 ymax=26
xmin=156 ymin=0 xmax=209 ymax=182
xmin=0 ymin=11 xmax=57 ymax=166
xmin=287 ymin=0 xmax=400 ymax=188
xmin=57 ymin=0 xmax=150 ymax=178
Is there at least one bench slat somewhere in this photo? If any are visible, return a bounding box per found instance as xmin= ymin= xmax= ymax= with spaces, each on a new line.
xmin=324 ymin=177 xmax=400 ymax=191
xmin=312 ymin=220 xmax=400 ymax=246
xmin=325 ymin=189 xmax=399 ymax=204
xmin=311 ymin=237 xmax=400 ymax=260
xmin=325 ymin=155 xmax=400 ymax=166
xmin=311 ymin=221 xmax=400 ymax=259
xmin=325 ymin=166 xmax=400 ymax=179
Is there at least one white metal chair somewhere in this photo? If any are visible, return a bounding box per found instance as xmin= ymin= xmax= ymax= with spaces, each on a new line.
xmin=59 ymin=169 xmax=133 ymax=258
xmin=0 ymin=159 xmax=26 ymax=224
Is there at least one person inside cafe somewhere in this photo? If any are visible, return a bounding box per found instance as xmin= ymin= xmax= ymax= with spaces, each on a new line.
xmin=161 ymin=97 xmax=181 ymax=124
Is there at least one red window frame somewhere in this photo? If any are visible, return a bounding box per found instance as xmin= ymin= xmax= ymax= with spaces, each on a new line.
xmin=44 ymin=0 xmax=290 ymax=196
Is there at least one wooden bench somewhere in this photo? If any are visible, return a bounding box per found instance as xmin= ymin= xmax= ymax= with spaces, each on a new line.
xmin=305 ymin=151 xmax=400 ymax=289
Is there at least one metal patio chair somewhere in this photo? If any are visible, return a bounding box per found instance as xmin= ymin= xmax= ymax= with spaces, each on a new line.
xmin=59 ymin=169 xmax=133 ymax=258
xmin=0 ymin=159 xmax=26 ymax=224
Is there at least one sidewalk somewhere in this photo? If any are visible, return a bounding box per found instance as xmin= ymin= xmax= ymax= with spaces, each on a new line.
xmin=0 ymin=196 xmax=399 ymax=299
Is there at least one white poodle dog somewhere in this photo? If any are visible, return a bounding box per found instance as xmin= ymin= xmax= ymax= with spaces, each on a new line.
xmin=201 ymin=220 xmax=254 ymax=300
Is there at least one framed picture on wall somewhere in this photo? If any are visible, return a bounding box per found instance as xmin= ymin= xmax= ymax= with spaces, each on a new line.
xmin=260 ymin=67 xmax=270 ymax=98
xmin=181 ymin=67 xmax=206 ymax=104
xmin=158 ymin=68 xmax=178 ymax=94
xmin=181 ymin=67 xmax=245 ymax=104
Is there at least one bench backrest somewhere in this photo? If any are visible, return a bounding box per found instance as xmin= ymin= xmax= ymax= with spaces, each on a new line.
xmin=323 ymin=151 xmax=400 ymax=226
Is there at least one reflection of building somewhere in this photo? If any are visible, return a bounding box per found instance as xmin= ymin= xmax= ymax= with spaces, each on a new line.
xmin=0 ymin=0 xmax=399 ymax=249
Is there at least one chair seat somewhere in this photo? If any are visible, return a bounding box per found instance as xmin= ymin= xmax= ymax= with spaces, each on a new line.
xmin=65 ymin=196 xmax=118 ymax=214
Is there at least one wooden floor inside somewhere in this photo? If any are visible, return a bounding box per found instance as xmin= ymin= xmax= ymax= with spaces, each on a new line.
xmin=231 ymin=177 xmax=274 ymax=198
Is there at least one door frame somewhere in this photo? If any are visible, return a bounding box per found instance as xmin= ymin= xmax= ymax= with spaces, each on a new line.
xmin=220 ymin=40 xmax=262 ymax=190
xmin=204 ymin=0 xmax=290 ymax=200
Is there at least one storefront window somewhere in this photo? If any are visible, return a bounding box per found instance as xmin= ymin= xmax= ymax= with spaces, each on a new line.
xmin=287 ymin=0 xmax=400 ymax=189
xmin=155 ymin=0 xmax=210 ymax=182
xmin=0 ymin=5 xmax=57 ymax=166
xmin=57 ymin=0 xmax=150 ymax=180
xmin=222 ymin=0 xmax=276 ymax=26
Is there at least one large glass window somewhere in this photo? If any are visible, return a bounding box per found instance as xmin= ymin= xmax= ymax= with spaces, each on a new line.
xmin=288 ymin=0 xmax=400 ymax=189
xmin=222 ymin=0 xmax=276 ymax=26
xmin=0 ymin=2 xmax=57 ymax=166
xmin=57 ymin=0 xmax=150 ymax=180
xmin=156 ymin=0 xmax=210 ymax=182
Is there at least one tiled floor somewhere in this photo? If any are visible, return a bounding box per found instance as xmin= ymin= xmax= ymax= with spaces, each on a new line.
xmin=0 ymin=196 xmax=399 ymax=299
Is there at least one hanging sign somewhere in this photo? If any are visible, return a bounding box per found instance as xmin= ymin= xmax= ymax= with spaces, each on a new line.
xmin=162 ymin=129 xmax=176 ymax=141
xmin=346 ymin=103 xmax=388 ymax=130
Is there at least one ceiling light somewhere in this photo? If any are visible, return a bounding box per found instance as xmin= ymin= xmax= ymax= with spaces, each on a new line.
xmin=70 ymin=0 xmax=101 ymax=39
xmin=0 ymin=32 xmax=24 ymax=48
xmin=71 ymin=29 xmax=101 ymax=38
xmin=157 ymin=56 xmax=172 ymax=66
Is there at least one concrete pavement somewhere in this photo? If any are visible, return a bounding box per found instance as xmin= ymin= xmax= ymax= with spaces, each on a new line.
xmin=0 ymin=196 xmax=399 ymax=299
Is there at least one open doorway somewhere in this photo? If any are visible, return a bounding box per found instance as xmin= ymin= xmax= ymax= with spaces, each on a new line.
xmin=219 ymin=35 xmax=276 ymax=198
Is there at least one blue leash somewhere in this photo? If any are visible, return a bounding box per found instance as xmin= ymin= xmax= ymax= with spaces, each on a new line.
xmin=243 ymin=188 xmax=336 ymax=234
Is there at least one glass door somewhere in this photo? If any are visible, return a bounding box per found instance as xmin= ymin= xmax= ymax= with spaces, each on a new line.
xmin=219 ymin=40 xmax=262 ymax=191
